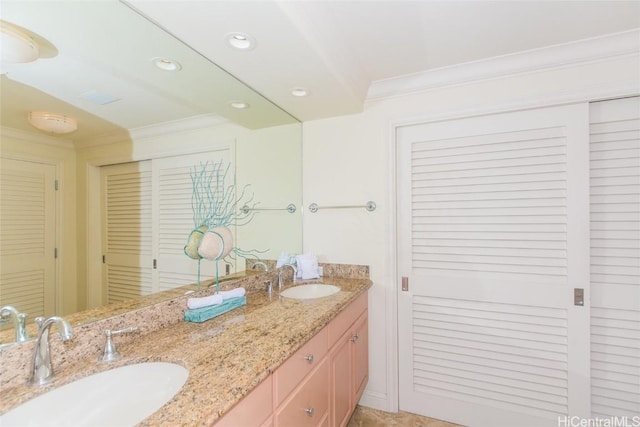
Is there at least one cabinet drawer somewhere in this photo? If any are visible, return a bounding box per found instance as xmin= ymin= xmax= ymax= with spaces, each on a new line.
xmin=328 ymin=292 xmax=367 ymax=348
xmin=215 ymin=376 xmax=272 ymax=427
xmin=275 ymin=357 xmax=329 ymax=427
xmin=274 ymin=327 xmax=328 ymax=406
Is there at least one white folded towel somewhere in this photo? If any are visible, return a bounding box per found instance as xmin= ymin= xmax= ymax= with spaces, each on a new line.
xmin=276 ymin=252 xmax=296 ymax=269
xmin=187 ymin=293 xmax=223 ymax=309
xmin=219 ymin=287 xmax=246 ymax=300
xmin=296 ymin=254 xmax=320 ymax=280
xmin=187 ymin=287 xmax=246 ymax=309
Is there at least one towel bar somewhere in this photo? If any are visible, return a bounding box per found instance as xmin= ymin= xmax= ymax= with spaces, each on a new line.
xmin=308 ymin=201 xmax=376 ymax=213
xmin=240 ymin=203 xmax=296 ymax=214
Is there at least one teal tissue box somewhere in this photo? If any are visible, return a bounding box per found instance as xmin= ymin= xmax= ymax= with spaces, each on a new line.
xmin=184 ymin=295 xmax=246 ymax=323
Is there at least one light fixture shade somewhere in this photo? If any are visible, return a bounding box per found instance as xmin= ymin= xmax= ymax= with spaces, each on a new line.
xmin=1 ymin=21 xmax=39 ymax=63
xmin=28 ymin=112 xmax=78 ymax=134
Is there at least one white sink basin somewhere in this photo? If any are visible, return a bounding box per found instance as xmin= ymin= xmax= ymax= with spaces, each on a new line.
xmin=1 ymin=362 xmax=188 ymax=426
xmin=280 ymin=284 xmax=340 ymax=300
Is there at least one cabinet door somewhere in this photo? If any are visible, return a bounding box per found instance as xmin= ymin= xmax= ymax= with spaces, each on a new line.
xmin=351 ymin=312 xmax=368 ymax=404
xmin=329 ymin=331 xmax=352 ymax=427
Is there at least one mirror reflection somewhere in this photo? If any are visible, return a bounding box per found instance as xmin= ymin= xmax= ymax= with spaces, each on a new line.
xmin=0 ymin=1 xmax=302 ymax=344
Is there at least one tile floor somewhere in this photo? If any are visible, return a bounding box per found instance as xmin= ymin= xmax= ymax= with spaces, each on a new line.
xmin=347 ymin=405 xmax=463 ymax=427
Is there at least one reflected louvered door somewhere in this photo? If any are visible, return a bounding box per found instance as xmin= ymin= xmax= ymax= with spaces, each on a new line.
xmin=101 ymin=161 xmax=153 ymax=303
xmin=0 ymin=158 xmax=56 ymax=319
xmin=152 ymin=150 xmax=231 ymax=291
xmin=589 ymin=97 xmax=640 ymax=419
xmin=397 ymin=104 xmax=590 ymax=427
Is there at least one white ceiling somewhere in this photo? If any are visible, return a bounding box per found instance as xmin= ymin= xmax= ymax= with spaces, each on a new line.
xmin=130 ymin=0 xmax=640 ymax=122
xmin=1 ymin=0 xmax=639 ymax=140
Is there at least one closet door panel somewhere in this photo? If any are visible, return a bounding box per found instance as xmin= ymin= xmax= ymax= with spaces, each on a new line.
xmin=101 ymin=161 xmax=153 ymax=303
xmin=589 ymin=97 xmax=640 ymax=419
xmin=397 ymin=103 xmax=591 ymax=427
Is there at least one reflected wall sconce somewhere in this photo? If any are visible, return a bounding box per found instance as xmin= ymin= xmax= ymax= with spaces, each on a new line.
xmin=0 ymin=21 xmax=39 ymax=63
xmin=28 ymin=111 xmax=78 ymax=134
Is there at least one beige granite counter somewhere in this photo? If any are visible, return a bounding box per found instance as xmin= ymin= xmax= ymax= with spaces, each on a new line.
xmin=0 ymin=268 xmax=371 ymax=426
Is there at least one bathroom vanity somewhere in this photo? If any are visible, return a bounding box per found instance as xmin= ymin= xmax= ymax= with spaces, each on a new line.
xmin=216 ymin=291 xmax=368 ymax=427
xmin=0 ymin=264 xmax=371 ymax=426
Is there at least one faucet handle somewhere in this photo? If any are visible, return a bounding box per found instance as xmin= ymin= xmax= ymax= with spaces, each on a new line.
xmin=99 ymin=327 xmax=138 ymax=363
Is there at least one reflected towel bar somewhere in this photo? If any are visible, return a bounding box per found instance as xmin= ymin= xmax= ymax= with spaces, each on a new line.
xmin=241 ymin=203 xmax=297 ymax=214
xmin=308 ymin=201 xmax=376 ymax=213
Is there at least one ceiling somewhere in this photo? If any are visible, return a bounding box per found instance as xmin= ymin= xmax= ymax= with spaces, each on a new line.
xmin=1 ymin=0 xmax=639 ymax=140
xmin=130 ymin=0 xmax=640 ymax=121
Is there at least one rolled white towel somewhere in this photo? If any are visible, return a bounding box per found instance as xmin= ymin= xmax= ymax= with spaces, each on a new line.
xmin=219 ymin=287 xmax=246 ymax=301
xmin=187 ymin=293 xmax=223 ymax=309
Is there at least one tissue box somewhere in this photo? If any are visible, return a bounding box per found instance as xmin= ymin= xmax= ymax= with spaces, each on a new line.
xmin=184 ymin=296 xmax=246 ymax=323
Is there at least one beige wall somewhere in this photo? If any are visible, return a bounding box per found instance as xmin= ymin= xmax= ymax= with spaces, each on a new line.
xmin=302 ymin=54 xmax=640 ymax=410
xmin=0 ymin=129 xmax=78 ymax=315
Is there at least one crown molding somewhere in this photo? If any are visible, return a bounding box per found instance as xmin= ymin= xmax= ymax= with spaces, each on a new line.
xmin=367 ymin=29 xmax=640 ymax=101
xmin=73 ymin=114 xmax=229 ymax=150
xmin=0 ymin=126 xmax=75 ymax=149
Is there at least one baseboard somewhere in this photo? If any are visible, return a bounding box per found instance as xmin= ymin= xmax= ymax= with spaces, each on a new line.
xmin=357 ymin=389 xmax=395 ymax=412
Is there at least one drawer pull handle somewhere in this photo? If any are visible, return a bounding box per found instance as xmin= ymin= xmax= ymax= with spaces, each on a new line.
xmin=304 ymin=407 xmax=315 ymax=417
xmin=304 ymin=354 xmax=314 ymax=363
xmin=351 ymin=333 xmax=359 ymax=343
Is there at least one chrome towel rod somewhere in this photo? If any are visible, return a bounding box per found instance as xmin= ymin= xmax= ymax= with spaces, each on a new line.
xmin=241 ymin=203 xmax=297 ymax=214
xmin=308 ymin=201 xmax=376 ymax=213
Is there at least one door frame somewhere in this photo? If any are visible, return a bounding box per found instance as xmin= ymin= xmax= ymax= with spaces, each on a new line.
xmin=388 ymin=88 xmax=640 ymax=413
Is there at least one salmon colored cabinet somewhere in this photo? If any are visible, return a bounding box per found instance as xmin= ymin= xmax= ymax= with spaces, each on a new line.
xmin=214 ymin=292 xmax=368 ymax=427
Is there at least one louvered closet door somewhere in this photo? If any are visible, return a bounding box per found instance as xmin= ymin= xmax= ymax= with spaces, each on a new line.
xmin=0 ymin=158 xmax=56 ymax=318
xmin=397 ymin=104 xmax=590 ymax=427
xmin=589 ymin=97 xmax=640 ymax=419
xmin=152 ymin=150 xmax=231 ymax=291
xmin=101 ymin=161 xmax=153 ymax=303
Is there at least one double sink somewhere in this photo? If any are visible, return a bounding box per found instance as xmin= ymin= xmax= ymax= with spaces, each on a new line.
xmin=1 ymin=284 xmax=341 ymax=426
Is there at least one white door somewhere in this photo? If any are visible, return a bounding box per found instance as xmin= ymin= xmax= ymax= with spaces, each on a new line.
xmin=101 ymin=161 xmax=153 ymax=304
xmin=0 ymin=158 xmax=56 ymax=318
xmin=589 ymin=97 xmax=640 ymax=419
xmin=397 ymin=104 xmax=591 ymax=427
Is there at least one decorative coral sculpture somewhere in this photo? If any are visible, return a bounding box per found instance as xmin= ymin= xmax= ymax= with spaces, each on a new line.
xmin=184 ymin=160 xmax=263 ymax=289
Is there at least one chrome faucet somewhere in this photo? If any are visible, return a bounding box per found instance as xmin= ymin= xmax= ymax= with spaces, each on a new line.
xmin=99 ymin=326 xmax=138 ymax=362
xmin=278 ymin=264 xmax=297 ymax=289
xmin=30 ymin=316 xmax=73 ymax=385
xmin=251 ymin=261 xmax=269 ymax=272
xmin=0 ymin=306 xmax=30 ymax=343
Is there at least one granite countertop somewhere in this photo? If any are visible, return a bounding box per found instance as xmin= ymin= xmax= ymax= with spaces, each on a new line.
xmin=0 ymin=276 xmax=371 ymax=426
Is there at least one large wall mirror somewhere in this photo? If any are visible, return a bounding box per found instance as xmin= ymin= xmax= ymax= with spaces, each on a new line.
xmin=0 ymin=1 xmax=302 ymax=339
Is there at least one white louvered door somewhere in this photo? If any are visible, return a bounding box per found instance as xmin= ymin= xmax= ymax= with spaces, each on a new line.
xmin=397 ymin=104 xmax=591 ymax=427
xmin=589 ymin=97 xmax=640 ymax=419
xmin=0 ymin=158 xmax=56 ymax=318
xmin=101 ymin=161 xmax=153 ymax=303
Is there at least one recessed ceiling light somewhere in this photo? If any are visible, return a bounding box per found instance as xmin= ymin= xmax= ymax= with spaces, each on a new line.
xmin=152 ymin=57 xmax=181 ymax=71
xmin=291 ymin=87 xmax=309 ymax=97
xmin=225 ymin=32 xmax=255 ymax=50
xmin=229 ymin=101 xmax=250 ymax=109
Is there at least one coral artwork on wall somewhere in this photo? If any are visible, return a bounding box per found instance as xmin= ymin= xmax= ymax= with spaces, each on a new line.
xmin=184 ymin=160 xmax=265 ymax=291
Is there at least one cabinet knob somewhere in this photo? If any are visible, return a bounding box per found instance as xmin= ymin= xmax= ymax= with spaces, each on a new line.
xmin=304 ymin=354 xmax=314 ymax=363
xmin=351 ymin=332 xmax=359 ymax=343
xmin=304 ymin=407 xmax=315 ymax=417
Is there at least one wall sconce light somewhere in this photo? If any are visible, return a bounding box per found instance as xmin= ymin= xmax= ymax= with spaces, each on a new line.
xmin=28 ymin=111 xmax=78 ymax=134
